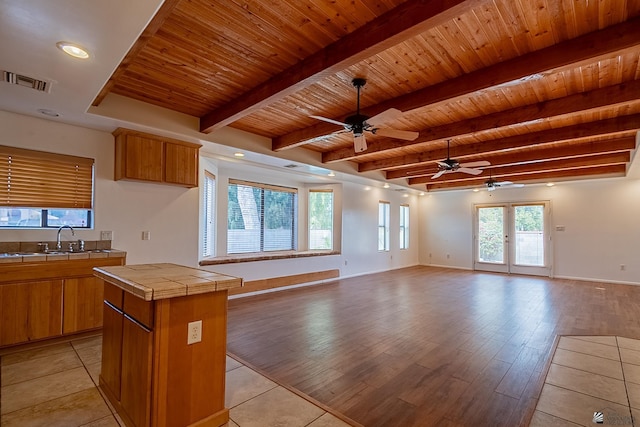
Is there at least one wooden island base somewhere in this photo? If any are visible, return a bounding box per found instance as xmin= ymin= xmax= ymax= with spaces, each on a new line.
xmin=94 ymin=263 xmax=242 ymax=427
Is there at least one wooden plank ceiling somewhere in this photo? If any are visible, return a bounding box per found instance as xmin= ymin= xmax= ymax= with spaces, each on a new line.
xmin=94 ymin=0 xmax=640 ymax=191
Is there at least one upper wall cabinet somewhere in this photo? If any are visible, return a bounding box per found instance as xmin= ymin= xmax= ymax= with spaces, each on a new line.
xmin=113 ymin=128 xmax=200 ymax=188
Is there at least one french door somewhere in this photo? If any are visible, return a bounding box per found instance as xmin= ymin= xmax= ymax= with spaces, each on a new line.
xmin=473 ymin=202 xmax=551 ymax=276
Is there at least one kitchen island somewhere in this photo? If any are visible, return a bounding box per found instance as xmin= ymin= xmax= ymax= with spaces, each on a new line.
xmin=93 ymin=263 xmax=242 ymax=427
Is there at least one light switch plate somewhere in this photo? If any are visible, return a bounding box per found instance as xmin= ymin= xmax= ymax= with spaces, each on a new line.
xmin=100 ymin=230 xmax=113 ymax=240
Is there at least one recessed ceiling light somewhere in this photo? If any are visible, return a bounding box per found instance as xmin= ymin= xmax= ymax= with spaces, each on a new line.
xmin=472 ymin=188 xmax=480 ymax=192
xmin=37 ymin=108 xmax=60 ymax=117
xmin=364 ymin=186 xmax=371 ymax=191
xmin=56 ymin=42 xmax=90 ymax=59
xmin=383 ymin=183 xmax=390 ymax=188
xmin=546 ymin=182 xmax=555 ymax=187
xmin=233 ymin=152 xmax=245 ymax=157
xmin=419 ymin=192 xmax=425 ymax=196
xmin=327 ymin=171 xmax=335 ymax=177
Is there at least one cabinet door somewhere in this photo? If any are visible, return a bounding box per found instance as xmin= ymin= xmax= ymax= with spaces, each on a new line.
xmin=0 ymin=280 xmax=63 ymax=346
xmin=164 ymin=142 xmax=198 ymax=187
xmin=63 ymin=276 xmax=104 ymax=334
xmin=101 ymin=301 xmax=123 ymax=401
xmin=123 ymin=135 xmax=163 ymax=182
xmin=121 ymin=315 xmax=153 ymax=427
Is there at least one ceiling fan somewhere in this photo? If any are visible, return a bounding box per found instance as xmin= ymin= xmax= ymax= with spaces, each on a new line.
xmin=432 ymin=140 xmax=490 ymax=179
xmin=310 ymin=78 xmax=419 ymax=153
xmin=484 ymin=171 xmax=524 ymax=191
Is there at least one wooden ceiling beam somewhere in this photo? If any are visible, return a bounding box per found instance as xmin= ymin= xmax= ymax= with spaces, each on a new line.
xmin=425 ymin=164 xmax=627 ymax=191
xmin=409 ymin=152 xmax=630 ymax=185
xmin=276 ymin=17 xmax=640 ymax=150
xmin=386 ymin=137 xmax=637 ymax=179
xmin=357 ymin=114 xmax=640 ymax=172
xmin=322 ymin=80 xmax=640 ymax=162
xmin=199 ymin=0 xmax=484 ymax=133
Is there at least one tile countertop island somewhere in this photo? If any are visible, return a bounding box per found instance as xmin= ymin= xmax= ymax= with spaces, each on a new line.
xmin=93 ymin=262 xmax=242 ymax=301
xmin=93 ymin=263 xmax=242 ymax=427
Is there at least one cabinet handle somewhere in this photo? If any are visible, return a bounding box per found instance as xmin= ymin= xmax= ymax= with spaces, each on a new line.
xmin=124 ymin=313 xmax=152 ymax=333
xmin=104 ymin=300 xmax=123 ymax=315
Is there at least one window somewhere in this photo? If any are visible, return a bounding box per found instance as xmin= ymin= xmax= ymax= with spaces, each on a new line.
xmin=309 ymin=190 xmax=333 ymax=250
xmin=202 ymin=171 xmax=215 ymax=257
xmin=399 ymin=204 xmax=409 ymax=249
xmin=0 ymin=145 xmax=93 ymax=228
xmin=227 ymin=180 xmax=297 ymax=254
xmin=378 ymin=201 xmax=390 ymax=251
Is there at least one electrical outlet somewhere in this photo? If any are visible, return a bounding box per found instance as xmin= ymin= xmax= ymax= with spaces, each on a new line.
xmin=446 ymin=253 xmax=450 ymax=259
xmin=620 ymin=264 xmax=626 ymax=271
xmin=142 ymin=231 xmax=150 ymax=240
xmin=100 ymin=230 xmax=113 ymax=240
xmin=187 ymin=320 xmax=202 ymax=345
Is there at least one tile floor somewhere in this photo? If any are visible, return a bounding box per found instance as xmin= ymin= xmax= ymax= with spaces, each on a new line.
xmin=531 ymin=335 xmax=640 ymax=427
xmin=0 ymin=335 xmax=356 ymax=427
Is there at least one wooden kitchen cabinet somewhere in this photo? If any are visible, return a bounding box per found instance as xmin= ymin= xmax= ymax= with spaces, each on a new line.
xmin=0 ymin=280 xmax=63 ymax=346
xmin=114 ymin=128 xmax=200 ymax=187
xmin=121 ymin=315 xmax=153 ymax=427
xmin=101 ymin=297 xmax=124 ymax=401
xmin=0 ymin=255 xmax=126 ymax=349
xmin=63 ymin=276 xmax=105 ymax=334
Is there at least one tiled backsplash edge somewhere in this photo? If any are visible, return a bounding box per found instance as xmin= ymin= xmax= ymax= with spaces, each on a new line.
xmin=0 ymin=240 xmax=112 ymax=253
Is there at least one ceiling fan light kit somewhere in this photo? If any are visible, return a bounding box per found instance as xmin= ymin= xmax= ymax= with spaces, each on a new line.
xmin=310 ymin=78 xmax=419 ymax=153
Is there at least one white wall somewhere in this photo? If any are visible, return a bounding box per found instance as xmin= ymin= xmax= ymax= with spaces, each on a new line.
xmin=1 ymin=110 xmax=419 ymax=282
xmin=418 ymin=178 xmax=640 ymax=285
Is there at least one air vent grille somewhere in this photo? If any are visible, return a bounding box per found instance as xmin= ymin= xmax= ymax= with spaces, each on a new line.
xmin=2 ymin=70 xmax=51 ymax=92
xmin=283 ymin=164 xmax=299 ymax=168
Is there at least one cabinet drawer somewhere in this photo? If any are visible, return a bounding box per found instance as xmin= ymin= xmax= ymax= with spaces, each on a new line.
xmin=123 ymin=292 xmax=153 ymax=329
xmin=104 ymin=282 xmax=124 ymax=309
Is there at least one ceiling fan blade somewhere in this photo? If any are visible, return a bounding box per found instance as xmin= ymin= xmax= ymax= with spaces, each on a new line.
xmin=436 ymin=160 xmax=450 ymax=168
xmin=309 ymin=115 xmax=349 ymax=127
xmin=353 ymin=134 xmax=367 ymax=153
xmin=458 ymin=167 xmax=483 ymax=176
xmin=460 ymin=160 xmax=490 ymax=168
xmin=367 ymin=108 xmax=402 ymax=126
xmin=372 ymin=127 xmax=419 ymax=141
xmin=496 ymin=181 xmax=513 ymax=186
xmin=432 ymin=169 xmax=448 ymax=179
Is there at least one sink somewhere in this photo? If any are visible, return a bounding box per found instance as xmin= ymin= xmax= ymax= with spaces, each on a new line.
xmin=0 ymin=252 xmax=22 ymax=257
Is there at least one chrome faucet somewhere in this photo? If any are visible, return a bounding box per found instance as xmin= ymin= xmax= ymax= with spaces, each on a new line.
xmin=56 ymin=225 xmax=75 ymax=250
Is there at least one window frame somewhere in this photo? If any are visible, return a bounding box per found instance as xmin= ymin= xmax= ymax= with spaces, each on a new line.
xmin=0 ymin=145 xmax=94 ymax=229
xmin=378 ymin=201 xmax=390 ymax=252
xmin=399 ymin=204 xmax=409 ymax=250
xmin=308 ymin=189 xmax=334 ymax=250
xmin=227 ymin=179 xmax=298 ymax=254
xmin=202 ymin=171 xmax=216 ymax=257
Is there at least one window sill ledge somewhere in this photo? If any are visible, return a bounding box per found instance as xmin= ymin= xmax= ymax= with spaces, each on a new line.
xmin=199 ymin=250 xmax=340 ymax=266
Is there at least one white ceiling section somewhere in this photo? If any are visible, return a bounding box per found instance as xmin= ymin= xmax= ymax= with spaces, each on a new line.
xmin=0 ymin=0 xmax=163 ymax=128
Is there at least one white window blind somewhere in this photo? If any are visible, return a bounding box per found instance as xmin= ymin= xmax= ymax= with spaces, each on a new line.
xmin=227 ymin=179 xmax=297 ymax=254
xmin=203 ymin=171 xmax=215 ymax=257
xmin=0 ymin=145 xmax=94 ymax=209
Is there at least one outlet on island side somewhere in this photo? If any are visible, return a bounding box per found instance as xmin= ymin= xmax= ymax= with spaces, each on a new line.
xmin=187 ymin=320 xmax=202 ymax=345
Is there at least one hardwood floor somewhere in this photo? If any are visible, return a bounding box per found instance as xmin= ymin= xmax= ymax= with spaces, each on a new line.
xmin=226 ymin=266 xmax=640 ymax=426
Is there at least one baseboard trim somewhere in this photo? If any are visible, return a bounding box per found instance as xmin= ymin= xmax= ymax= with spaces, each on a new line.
xmin=554 ymin=275 xmax=640 ymax=286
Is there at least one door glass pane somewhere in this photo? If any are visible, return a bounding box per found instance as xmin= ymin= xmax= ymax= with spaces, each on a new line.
xmin=478 ymin=207 xmax=504 ymax=263
xmin=514 ymin=205 xmax=544 ymax=266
